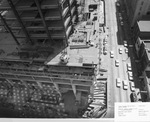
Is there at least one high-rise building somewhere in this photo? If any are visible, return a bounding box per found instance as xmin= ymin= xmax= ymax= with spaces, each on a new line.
xmin=0 ymin=0 xmax=78 ymax=46
xmin=0 ymin=0 xmax=102 ymax=118
xmin=124 ymin=0 xmax=150 ymax=27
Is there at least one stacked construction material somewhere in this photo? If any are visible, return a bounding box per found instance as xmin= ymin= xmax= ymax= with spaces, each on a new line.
xmin=82 ymin=80 xmax=107 ymax=118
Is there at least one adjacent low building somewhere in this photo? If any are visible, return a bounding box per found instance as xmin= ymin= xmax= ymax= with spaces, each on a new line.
xmin=133 ymin=20 xmax=150 ymax=44
xmin=131 ymin=14 xmax=150 ymax=101
xmin=133 ymin=21 xmax=150 ymax=101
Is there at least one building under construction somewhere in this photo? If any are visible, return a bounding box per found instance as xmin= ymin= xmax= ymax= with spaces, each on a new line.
xmin=0 ymin=0 xmax=107 ymax=118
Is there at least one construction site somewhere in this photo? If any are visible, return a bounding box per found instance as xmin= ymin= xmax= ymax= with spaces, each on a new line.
xmin=0 ymin=0 xmax=107 ymax=118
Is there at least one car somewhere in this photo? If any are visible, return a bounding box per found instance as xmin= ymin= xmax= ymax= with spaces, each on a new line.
xmin=119 ymin=48 xmax=123 ymax=54
xmin=118 ymin=13 xmax=123 ymax=21
xmin=121 ymin=21 xmax=123 ymax=26
xmin=128 ymin=72 xmax=133 ymax=81
xmin=103 ymin=41 xmax=107 ymax=45
xmin=127 ymin=63 xmax=132 ymax=71
xmin=118 ymin=13 xmax=121 ymax=17
xmin=119 ymin=16 xmax=123 ymax=20
xmin=116 ymin=2 xmax=120 ymax=7
xmin=99 ymin=68 xmax=107 ymax=72
xmin=123 ymin=80 xmax=128 ymax=90
xmin=130 ymin=92 xmax=138 ymax=102
xmin=103 ymin=47 xmax=107 ymax=51
xmin=116 ymin=78 xmax=121 ymax=87
xmin=130 ymin=82 xmax=135 ymax=92
xmin=103 ymin=39 xmax=107 ymax=43
xmin=116 ymin=1 xmax=120 ymax=7
xmin=125 ymin=48 xmax=128 ymax=53
xmin=103 ymin=46 xmax=107 ymax=49
xmin=103 ymin=39 xmax=107 ymax=44
xmin=124 ymin=41 xmax=128 ymax=47
xmin=110 ymin=51 xmax=114 ymax=58
xmin=128 ymin=71 xmax=133 ymax=81
xmin=128 ymin=71 xmax=133 ymax=76
xmin=103 ymin=50 xmax=107 ymax=55
xmin=115 ymin=60 xmax=119 ymax=67
xmin=89 ymin=42 xmax=94 ymax=46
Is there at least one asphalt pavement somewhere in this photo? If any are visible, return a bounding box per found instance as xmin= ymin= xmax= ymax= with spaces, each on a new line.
xmin=103 ymin=0 xmax=134 ymax=118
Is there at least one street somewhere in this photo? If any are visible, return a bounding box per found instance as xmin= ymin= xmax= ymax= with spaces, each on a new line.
xmin=103 ymin=0 xmax=137 ymax=118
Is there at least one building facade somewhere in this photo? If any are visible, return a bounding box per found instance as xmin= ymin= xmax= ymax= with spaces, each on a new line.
xmin=124 ymin=0 xmax=150 ymax=27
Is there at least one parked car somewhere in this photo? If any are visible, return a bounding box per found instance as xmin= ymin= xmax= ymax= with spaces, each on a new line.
xmin=128 ymin=71 xmax=133 ymax=81
xmin=116 ymin=78 xmax=121 ymax=88
xmin=103 ymin=42 xmax=107 ymax=45
xmin=125 ymin=48 xmax=128 ymax=53
xmin=130 ymin=82 xmax=135 ymax=92
xmin=103 ymin=47 xmax=106 ymax=51
xmin=103 ymin=39 xmax=107 ymax=43
xmin=103 ymin=50 xmax=107 ymax=55
xmin=124 ymin=40 xmax=127 ymax=47
xmin=121 ymin=21 xmax=123 ymax=26
xmin=130 ymin=92 xmax=138 ymax=102
xmin=115 ymin=60 xmax=119 ymax=67
xmin=110 ymin=51 xmax=114 ymax=58
xmin=103 ymin=51 xmax=107 ymax=55
xmin=118 ymin=13 xmax=121 ymax=17
xmin=103 ymin=47 xmax=107 ymax=55
xmin=119 ymin=16 xmax=123 ymax=20
xmin=123 ymin=80 xmax=128 ymax=90
xmin=116 ymin=2 xmax=120 ymax=7
xmin=119 ymin=48 xmax=123 ymax=54
xmin=127 ymin=63 xmax=132 ymax=71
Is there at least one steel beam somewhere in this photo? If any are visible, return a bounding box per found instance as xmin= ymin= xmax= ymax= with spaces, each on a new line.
xmin=72 ymin=84 xmax=77 ymax=97
xmin=70 ymin=79 xmax=77 ymax=97
xmin=0 ymin=13 xmax=20 ymax=45
xmin=66 ymin=0 xmax=73 ymax=25
xmin=5 ymin=79 xmax=14 ymax=86
xmin=34 ymin=0 xmax=54 ymax=44
xmin=53 ymin=82 xmax=61 ymax=96
xmin=7 ymin=0 xmax=33 ymax=45
xmin=57 ymin=0 xmax=68 ymax=47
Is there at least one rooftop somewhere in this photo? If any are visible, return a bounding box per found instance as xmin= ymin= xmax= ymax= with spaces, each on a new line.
xmin=138 ymin=21 xmax=150 ymax=32
xmin=47 ymin=21 xmax=99 ymax=67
